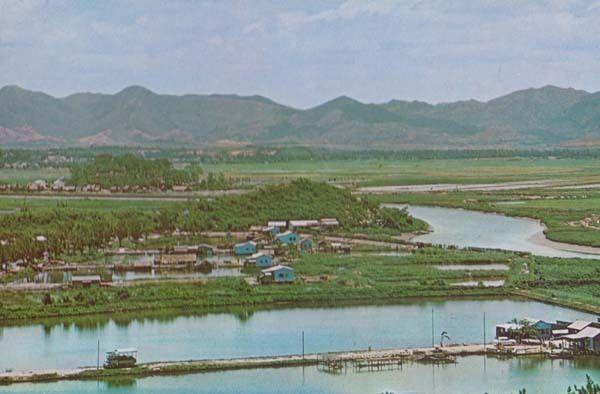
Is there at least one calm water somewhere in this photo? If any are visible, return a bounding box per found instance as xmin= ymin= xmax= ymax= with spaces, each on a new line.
xmin=401 ymin=205 xmax=600 ymax=259
xmin=0 ymin=298 xmax=596 ymax=372
xmin=1 ymin=357 xmax=599 ymax=393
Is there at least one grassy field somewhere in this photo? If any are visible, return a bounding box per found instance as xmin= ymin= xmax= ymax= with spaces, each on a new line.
xmin=3 ymin=245 xmax=600 ymax=322
xmin=0 ymin=168 xmax=70 ymax=184
xmin=0 ymin=247 xmax=526 ymax=322
xmin=203 ymin=157 xmax=600 ymax=187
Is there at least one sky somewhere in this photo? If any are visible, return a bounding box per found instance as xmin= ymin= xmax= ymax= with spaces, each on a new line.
xmin=0 ymin=0 xmax=599 ymax=108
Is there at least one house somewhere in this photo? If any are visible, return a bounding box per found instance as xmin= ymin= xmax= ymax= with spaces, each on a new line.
xmin=275 ymin=231 xmax=299 ymax=245
xmin=234 ymin=241 xmax=257 ymax=256
xmin=246 ymin=252 xmax=273 ymax=268
xmin=562 ymin=326 xmax=600 ymax=353
xmin=567 ymin=320 xmax=594 ymax=334
xmin=262 ymin=226 xmax=279 ymax=237
xmin=267 ymin=221 xmax=287 ymax=230
xmin=323 ymin=241 xmax=352 ymax=254
xmin=320 ymin=218 xmax=340 ymax=228
xmin=172 ymin=185 xmax=190 ymax=192
xmin=51 ymin=178 xmax=65 ymax=191
xmin=494 ymin=318 xmax=554 ymax=340
xmin=300 ymin=237 xmax=313 ymax=252
xmin=159 ymin=253 xmax=197 ymax=264
xmin=289 ymin=220 xmax=319 ymax=229
xmin=71 ymin=275 xmax=101 ymax=287
xmin=495 ymin=323 xmax=521 ymax=339
xmin=29 ymin=179 xmax=47 ymax=192
xmin=259 ymin=265 xmax=294 ymax=284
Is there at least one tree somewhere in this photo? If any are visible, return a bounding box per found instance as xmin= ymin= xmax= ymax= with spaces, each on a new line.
xmin=568 ymin=375 xmax=600 ymax=394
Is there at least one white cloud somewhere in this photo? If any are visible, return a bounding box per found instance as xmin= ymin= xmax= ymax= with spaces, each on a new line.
xmin=278 ymin=0 xmax=399 ymax=30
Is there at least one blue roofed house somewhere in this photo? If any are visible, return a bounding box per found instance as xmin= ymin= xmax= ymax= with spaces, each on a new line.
xmin=300 ymin=237 xmax=313 ymax=252
xmin=259 ymin=265 xmax=295 ymax=284
xmin=246 ymin=252 xmax=273 ymax=268
xmin=234 ymin=241 xmax=257 ymax=256
xmin=525 ymin=318 xmax=554 ymax=339
xmin=275 ymin=231 xmax=299 ymax=245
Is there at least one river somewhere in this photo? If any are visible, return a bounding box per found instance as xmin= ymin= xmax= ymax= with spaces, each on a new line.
xmin=396 ymin=205 xmax=600 ymax=259
xmin=0 ymin=298 xmax=596 ymax=372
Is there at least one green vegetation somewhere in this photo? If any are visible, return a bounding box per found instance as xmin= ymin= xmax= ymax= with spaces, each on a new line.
xmin=0 ymin=247 xmax=517 ymax=321
xmin=69 ymin=154 xmax=202 ymax=188
xmin=1 ymin=85 xmax=600 ymax=149
xmin=0 ymin=179 xmax=423 ymax=264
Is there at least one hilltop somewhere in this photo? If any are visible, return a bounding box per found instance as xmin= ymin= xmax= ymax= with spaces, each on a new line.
xmin=0 ymin=84 xmax=598 ymax=149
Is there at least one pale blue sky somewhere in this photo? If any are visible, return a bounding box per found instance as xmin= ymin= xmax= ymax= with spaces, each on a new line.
xmin=1 ymin=0 xmax=599 ymax=108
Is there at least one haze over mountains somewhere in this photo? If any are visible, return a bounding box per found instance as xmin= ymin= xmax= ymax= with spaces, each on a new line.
xmin=1 ymin=84 xmax=599 ymax=149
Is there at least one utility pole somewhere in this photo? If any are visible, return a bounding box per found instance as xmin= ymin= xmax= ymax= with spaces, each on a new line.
xmin=302 ymin=331 xmax=305 ymax=360
xmin=431 ymin=308 xmax=435 ymax=348
xmin=483 ymin=312 xmax=486 ymax=352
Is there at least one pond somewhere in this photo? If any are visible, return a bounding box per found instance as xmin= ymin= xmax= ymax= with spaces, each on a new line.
xmin=0 ymin=298 xmax=596 ymax=372
xmin=9 ymin=267 xmax=243 ymax=284
xmin=2 ymin=356 xmax=599 ymax=393
xmin=394 ymin=204 xmax=600 ymax=259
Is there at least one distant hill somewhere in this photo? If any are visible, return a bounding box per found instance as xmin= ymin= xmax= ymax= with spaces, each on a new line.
xmin=0 ymin=84 xmax=598 ymax=149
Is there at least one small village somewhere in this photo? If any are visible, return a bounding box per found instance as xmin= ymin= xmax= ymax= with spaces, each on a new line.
xmin=0 ymin=216 xmax=353 ymax=288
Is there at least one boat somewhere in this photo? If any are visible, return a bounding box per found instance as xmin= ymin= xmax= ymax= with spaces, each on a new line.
xmin=104 ymin=348 xmax=138 ymax=369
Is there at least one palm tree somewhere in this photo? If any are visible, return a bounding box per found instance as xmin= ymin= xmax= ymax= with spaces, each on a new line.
xmin=440 ymin=331 xmax=450 ymax=347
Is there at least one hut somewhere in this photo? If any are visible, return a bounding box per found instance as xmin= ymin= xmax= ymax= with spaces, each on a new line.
xmin=267 ymin=221 xmax=287 ymax=231
xmin=262 ymin=226 xmax=279 ymax=237
xmin=234 ymin=241 xmax=257 ymax=256
xmin=289 ymin=220 xmax=319 ymax=230
xmin=300 ymin=237 xmax=313 ymax=252
xmin=275 ymin=231 xmax=299 ymax=245
xmin=259 ymin=265 xmax=294 ymax=284
xmin=320 ymin=218 xmax=340 ymax=229
xmin=71 ymin=275 xmax=101 ymax=287
xmin=246 ymin=252 xmax=273 ymax=268
xmin=562 ymin=327 xmax=600 ymax=353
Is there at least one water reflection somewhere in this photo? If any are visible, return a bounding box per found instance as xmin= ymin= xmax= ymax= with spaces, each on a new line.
xmin=1 ymin=298 xmax=596 ymax=372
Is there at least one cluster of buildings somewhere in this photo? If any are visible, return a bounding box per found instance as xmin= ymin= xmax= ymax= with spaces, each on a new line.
xmin=496 ymin=317 xmax=600 ymax=353
xmin=0 ymin=179 xmax=195 ymax=194
xmin=231 ymin=218 xmax=339 ymax=285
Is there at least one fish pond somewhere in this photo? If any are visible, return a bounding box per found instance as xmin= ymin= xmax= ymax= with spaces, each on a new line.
xmin=0 ymin=298 xmax=596 ymax=372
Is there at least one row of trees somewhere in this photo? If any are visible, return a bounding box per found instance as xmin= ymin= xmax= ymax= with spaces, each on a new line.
xmin=69 ymin=154 xmax=203 ymax=188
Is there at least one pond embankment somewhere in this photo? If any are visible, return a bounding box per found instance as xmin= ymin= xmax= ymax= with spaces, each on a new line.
xmin=0 ymin=343 xmax=546 ymax=385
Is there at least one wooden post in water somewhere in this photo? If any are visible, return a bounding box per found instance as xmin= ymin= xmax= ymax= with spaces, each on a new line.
xmin=97 ymin=339 xmax=100 ymax=370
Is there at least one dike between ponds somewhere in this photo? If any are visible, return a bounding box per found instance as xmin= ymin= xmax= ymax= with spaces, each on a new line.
xmin=0 ymin=343 xmax=555 ymax=385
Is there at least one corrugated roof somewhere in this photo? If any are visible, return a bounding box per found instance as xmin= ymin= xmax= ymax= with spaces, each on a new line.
xmin=71 ymin=275 xmax=101 ymax=282
xmin=568 ymin=320 xmax=593 ymax=331
xmin=562 ymin=326 xmax=600 ymax=340
xmin=261 ymin=264 xmax=293 ymax=273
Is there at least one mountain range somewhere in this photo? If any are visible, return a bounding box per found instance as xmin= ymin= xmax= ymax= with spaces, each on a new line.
xmin=1 ymin=84 xmax=599 ymax=149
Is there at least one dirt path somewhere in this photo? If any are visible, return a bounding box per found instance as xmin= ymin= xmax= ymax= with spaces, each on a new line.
xmin=356 ymin=179 xmax=568 ymax=194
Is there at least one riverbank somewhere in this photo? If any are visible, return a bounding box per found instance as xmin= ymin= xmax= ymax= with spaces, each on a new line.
xmin=0 ymin=343 xmax=549 ymax=385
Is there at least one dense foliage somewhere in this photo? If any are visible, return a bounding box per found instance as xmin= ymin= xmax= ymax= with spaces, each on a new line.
xmin=0 ymin=179 xmax=422 ymax=264
xmin=69 ymin=154 xmax=202 ymax=188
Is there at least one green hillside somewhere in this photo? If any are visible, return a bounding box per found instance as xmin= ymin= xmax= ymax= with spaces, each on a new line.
xmin=0 ymin=84 xmax=598 ymax=149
